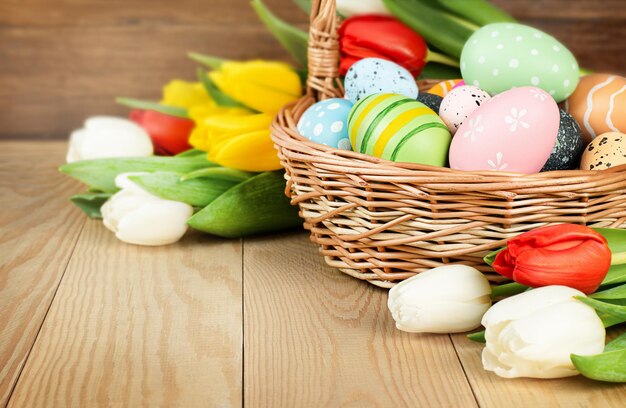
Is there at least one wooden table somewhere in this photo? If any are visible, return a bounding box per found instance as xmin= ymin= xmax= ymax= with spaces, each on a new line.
xmin=2 ymin=141 xmax=626 ymax=407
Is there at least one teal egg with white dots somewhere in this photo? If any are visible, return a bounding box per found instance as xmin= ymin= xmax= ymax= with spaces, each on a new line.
xmin=460 ymin=23 xmax=579 ymax=102
xmin=297 ymin=99 xmax=354 ymax=150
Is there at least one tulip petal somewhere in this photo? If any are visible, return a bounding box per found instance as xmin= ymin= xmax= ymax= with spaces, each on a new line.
xmin=209 ymin=130 xmax=281 ymax=172
xmin=116 ymin=200 xmax=193 ymax=246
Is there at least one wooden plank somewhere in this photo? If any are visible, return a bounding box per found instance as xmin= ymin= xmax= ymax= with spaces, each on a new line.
xmin=0 ymin=24 xmax=304 ymax=140
xmin=243 ymin=231 xmax=477 ymax=407
xmin=7 ymin=223 xmax=243 ymax=407
xmin=451 ymin=333 xmax=626 ymax=407
xmin=0 ymin=141 xmax=84 ymax=406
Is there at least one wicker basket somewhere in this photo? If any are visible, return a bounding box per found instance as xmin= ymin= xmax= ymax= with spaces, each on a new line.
xmin=271 ymin=0 xmax=626 ymax=288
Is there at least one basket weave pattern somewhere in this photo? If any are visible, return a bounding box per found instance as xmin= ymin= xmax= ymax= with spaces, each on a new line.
xmin=271 ymin=0 xmax=626 ymax=288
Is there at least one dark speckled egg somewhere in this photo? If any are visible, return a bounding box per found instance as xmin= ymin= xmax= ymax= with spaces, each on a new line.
xmin=416 ymin=93 xmax=444 ymax=113
xmin=580 ymin=132 xmax=626 ymax=170
xmin=344 ymin=58 xmax=418 ymax=103
xmin=541 ymin=110 xmax=585 ymax=172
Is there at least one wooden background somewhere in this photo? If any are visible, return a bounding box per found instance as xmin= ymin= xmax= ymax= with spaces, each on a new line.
xmin=1 ymin=0 xmax=625 ymax=140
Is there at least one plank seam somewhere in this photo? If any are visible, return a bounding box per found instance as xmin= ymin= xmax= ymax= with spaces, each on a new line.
xmin=448 ymin=335 xmax=481 ymax=408
xmin=3 ymin=218 xmax=87 ymax=408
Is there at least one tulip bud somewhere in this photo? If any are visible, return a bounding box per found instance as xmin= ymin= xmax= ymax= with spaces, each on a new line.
xmin=66 ymin=116 xmax=153 ymax=163
xmin=130 ymin=110 xmax=194 ymax=156
xmin=388 ymin=265 xmax=492 ymax=333
xmin=493 ymin=224 xmax=612 ymax=294
xmin=337 ymin=0 xmax=391 ymax=17
xmin=482 ymin=286 xmax=605 ymax=379
xmin=101 ymin=173 xmax=193 ymax=246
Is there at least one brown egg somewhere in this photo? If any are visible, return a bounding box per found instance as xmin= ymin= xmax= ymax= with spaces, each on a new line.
xmin=580 ymin=132 xmax=626 ymax=170
xmin=565 ymin=74 xmax=626 ymax=144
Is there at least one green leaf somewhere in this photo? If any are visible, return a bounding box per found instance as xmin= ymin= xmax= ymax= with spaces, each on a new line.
xmin=115 ymin=97 xmax=188 ymax=118
xmin=572 ymin=349 xmax=626 ymax=382
xmin=383 ymin=0 xmax=474 ymax=59
xmin=251 ymin=0 xmax=309 ymax=67
xmin=483 ymin=247 xmax=504 ymax=267
xmin=129 ymin=172 xmax=239 ymax=208
xmin=70 ymin=193 xmax=112 ymax=219
xmin=175 ymin=149 xmax=207 ymax=158
xmin=181 ymin=167 xmax=255 ymax=183
xmin=197 ymin=68 xmax=251 ymax=110
xmin=592 ymin=282 xmax=626 ymax=300
xmin=576 ymin=296 xmax=626 ymax=328
xmin=419 ymin=62 xmax=461 ymax=80
xmin=188 ymin=171 xmax=301 ymax=238
xmin=602 ymin=264 xmax=626 ymax=286
xmin=293 ymin=0 xmax=311 ymax=14
xmin=434 ymin=0 xmax=516 ymax=26
xmin=467 ymin=330 xmax=485 ymax=343
xmin=605 ymin=331 xmax=626 ymax=352
xmin=188 ymin=52 xmax=226 ymax=70
xmin=595 ymin=228 xmax=626 ymax=254
xmin=490 ymin=282 xmax=528 ymax=299
xmin=60 ymin=156 xmax=216 ymax=193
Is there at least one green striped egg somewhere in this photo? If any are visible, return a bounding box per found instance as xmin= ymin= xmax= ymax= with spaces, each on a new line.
xmin=347 ymin=94 xmax=451 ymax=166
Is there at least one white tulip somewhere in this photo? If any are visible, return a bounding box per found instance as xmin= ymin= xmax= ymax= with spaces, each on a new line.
xmin=388 ymin=265 xmax=492 ymax=333
xmin=66 ymin=116 xmax=153 ymax=163
xmin=101 ymin=173 xmax=193 ymax=246
xmin=482 ymin=286 xmax=605 ymax=379
xmin=336 ymin=0 xmax=390 ymax=17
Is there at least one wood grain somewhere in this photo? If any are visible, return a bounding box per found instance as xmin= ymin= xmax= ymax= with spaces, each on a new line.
xmin=8 ymin=222 xmax=243 ymax=407
xmin=0 ymin=141 xmax=84 ymax=406
xmin=451 ymin=332 xmax=626 ymax=408
xmin=1 ymin=0 xmax=625 ymax=139
xmin=243 ymin=231 xmax=477 ymax=407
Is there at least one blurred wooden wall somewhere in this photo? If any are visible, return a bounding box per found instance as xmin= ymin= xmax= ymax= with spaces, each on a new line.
xmin=0 ymin=0 xmax=625 ymax=139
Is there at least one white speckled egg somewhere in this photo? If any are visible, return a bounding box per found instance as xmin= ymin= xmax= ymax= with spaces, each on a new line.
xmin=439 ymin=85 xmax=491 ymax=134
xmin=344 ymin=58 xmax=418 ymax=103
xmin=297 ymin=98 xmax=354 ymax=150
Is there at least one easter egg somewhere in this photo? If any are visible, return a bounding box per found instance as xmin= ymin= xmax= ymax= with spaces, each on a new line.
xmin=580 ymin=132 xmax=626 ymax=170
xmin=297 ymin=98 xmax=354 ymax=150
xmin=449 ymin=87 xmax=559 ymax=173
xmin=416 ymin=93 xmax=443 ymax=113
xmin=348 ymin=94 xmax=451 ymax=166
xmin=427 ymin=79 xmax=464 ymax=97
xmin=345 ymin=58 xmax=418 ymax=103
xmin=565 ymin=74 xmax=626 ymax=144
xmin=439 ymin=85 xmax=491 ymax=135
xmin=461 ymin=23 xmax=579 ymax=102
xmin=541 ymin=111 xmax=585 ymax=171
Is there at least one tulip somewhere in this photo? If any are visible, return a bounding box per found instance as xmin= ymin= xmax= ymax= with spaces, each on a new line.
xmin=130 ymin=110 xmax=194 ymax=156
xmin=493 ymin=224 xmax=612 ymax=294
xmin=161 ymin=79 xmax=213 ymax=109
xmin=387 ymin=265 xmax=492 ymax=333
xmin=337 ymin=0 xmax=391 ymax=17
xmin=482 ymin=286 xmax=605 ymax=379
xmin=208 ymin=60 xmax=302 ymax=114
xmin=101 ymin=173 xmax=193 ymax=246
xmin=66 ymin=117 xmax=153 ymax=163
xmin=189 ymin=106 xmax=280 ymax=172
xmin=338 ymin=15 xmax=459 ymax=77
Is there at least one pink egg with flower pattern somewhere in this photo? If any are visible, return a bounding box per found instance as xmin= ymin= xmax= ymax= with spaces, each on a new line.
xmin=449 ymin=86 xmax=559 ymax=174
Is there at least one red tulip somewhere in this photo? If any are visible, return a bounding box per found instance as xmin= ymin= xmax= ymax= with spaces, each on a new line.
xmin=493 ymin=224 xmax=611 ymax=294
xmin=339 ymin=15 xmax=428 ymax=77
xmin=130 ymin=110 xmax=194 ymax=156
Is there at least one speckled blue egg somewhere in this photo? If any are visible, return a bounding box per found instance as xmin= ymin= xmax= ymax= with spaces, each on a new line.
xmin=541 ymin=110 xmax=585 ymax=171
xmin=297 ymin=98 xmax=354 ymax=150
xmin=344 ymin=58 xmax=418 ymax=103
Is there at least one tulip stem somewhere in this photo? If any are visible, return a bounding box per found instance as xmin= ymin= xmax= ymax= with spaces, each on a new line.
xmin=426 ymin=50 xmax=460 ymax=68
xmin=612 ymin=251 xmax=626 ymax=266
xmin=490 ymin=282 xmax=528 ymax=300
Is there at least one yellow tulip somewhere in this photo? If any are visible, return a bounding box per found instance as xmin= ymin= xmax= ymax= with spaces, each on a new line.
xmin=161 ymin=80 xmax=213 ymax=109
xmin=188 ymin=105 xmax=280 ymax=172
xmin=209 ymin=60 xmax=302 ymax=114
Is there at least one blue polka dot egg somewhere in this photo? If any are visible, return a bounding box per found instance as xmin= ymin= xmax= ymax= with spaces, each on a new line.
xmin=297 ymin=98 xmax=354 ymax=150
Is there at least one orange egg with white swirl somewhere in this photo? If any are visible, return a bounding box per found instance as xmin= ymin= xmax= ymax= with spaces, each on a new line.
xmin=565 ymin=74 xmax=626 ymax=144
